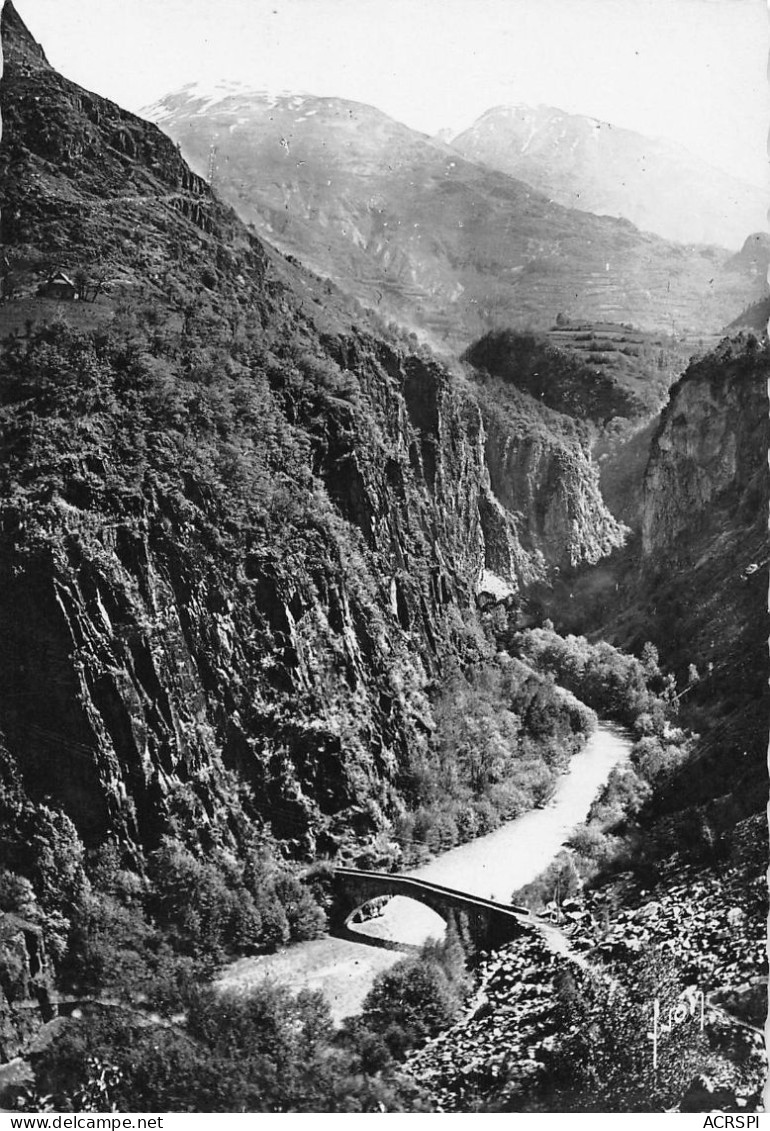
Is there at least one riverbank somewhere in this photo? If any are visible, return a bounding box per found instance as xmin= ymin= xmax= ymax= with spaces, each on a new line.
xmin=217 ymin=723 xmax=631 ymax=1021
xmin=408 ymin=722 xmax=629 ymax=899
xmin=403 ymin=811 xmax=767 ymax=1112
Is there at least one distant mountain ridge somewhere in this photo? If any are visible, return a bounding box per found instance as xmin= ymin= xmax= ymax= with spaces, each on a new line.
xmin=449 ymin=103 xmax=768 ymax=250
xmin=146 ymin=85 xmax=763 ymax=350
xmin=1 ymin=7 xmax=767 ymax=1111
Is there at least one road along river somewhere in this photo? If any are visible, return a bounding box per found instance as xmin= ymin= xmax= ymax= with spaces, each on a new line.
xmin=217 ymin=723 xmax=631 ymax=1021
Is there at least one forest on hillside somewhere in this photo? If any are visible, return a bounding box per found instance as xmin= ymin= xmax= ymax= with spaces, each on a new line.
xmin=0 ymin=0 xmax=766 ymax=1115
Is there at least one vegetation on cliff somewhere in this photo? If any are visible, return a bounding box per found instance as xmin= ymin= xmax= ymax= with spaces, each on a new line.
xmin=0 ymin=0 xmax=766 ymax=1116
xmin=390 ymin=649 xmax=596 ymax=867
xmin=20 ymin=983 xmax=430 ymax=1113
xmin=0 ymin=5 xmax=622 ymax=1086
xmin=0 ymin=0 xmax=633 ymax=899
xmin=464 ymin=328 xmax=646 ymax=424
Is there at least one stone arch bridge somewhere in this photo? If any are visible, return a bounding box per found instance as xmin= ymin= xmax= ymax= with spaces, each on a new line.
xmin=331 ymin=867 xmax=535 ymax=952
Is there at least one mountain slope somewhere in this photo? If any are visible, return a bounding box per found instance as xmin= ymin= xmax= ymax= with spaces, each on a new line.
xmin=0 ymin=2 xmax=624 ymax=862
xmin=145 ymin=86 xmax=761 ymax=350
xmin=552 ymin=333 xmax=769 ymax=820
xmin=450 ymin=104 xmax=768 ymax=250
xmin=635 ymin=336 xmax=769 ymax=814
xmin=0 ymin=6 xmax=766 ymax=1112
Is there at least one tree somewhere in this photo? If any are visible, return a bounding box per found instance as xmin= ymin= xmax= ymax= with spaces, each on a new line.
xmin=359 ymin=954 xmax=462 ymax=1057
xmin=513 ymin=849 xmax=580 ymax=913
xmin=641 ymin=641 xmax=660 ymax=677
xmin=90 ymin=266 xmax=109 ymax=301
xmin=73 ymin=268 xmax=89 ymax=300
xmin=29 ymin=985 xmax=423 ymax=1112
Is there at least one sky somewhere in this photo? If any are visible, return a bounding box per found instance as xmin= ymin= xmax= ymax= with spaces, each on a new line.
xmin=10 ymin=0 xmax=770 ymax=188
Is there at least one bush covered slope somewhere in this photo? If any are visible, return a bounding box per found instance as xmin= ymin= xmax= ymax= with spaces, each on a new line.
xmin=0 ymin=1 xmax=624 ymax=859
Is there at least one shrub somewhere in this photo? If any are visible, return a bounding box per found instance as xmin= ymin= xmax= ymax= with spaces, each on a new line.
xmin=587 ymin=766 xmax=651 ymax=827
xmin=357 ymin=954 xmax=463 ymax=1058
xmin=273 ymin=873 xmax=327 ymax=941
xmin=29 ymin=984 xmax=424 ymax=1112
xmin=514 ymin=628 xmax=677 ymax=729
xmin=0 ymin=870 xmax=37 ymax=917
xmin=543 ymin=948 xmax=709 ymax=1111
xmin=513 ymin=850 xmax=581 ymax=912
xmin=567 ymin=823 xmax=608 ymax=858
xmin=0 ymin=745 xmax=91 ymax=960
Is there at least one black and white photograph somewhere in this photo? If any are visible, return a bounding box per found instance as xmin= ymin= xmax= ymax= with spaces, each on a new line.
xmin=0 ymin=0 xmax=767 ymax=1115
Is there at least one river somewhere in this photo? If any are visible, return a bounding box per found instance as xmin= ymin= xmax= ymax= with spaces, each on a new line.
xmin=217 ymin=723 xmax=631 ymax=1021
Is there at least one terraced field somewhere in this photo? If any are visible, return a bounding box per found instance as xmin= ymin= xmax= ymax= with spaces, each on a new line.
xmin=147 ymin=90 xmax=765 ymax=354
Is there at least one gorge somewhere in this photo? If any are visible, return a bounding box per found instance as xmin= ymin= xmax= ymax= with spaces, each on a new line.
xmin=0 ymin=0 xmax=766 ymax=1114
xmin=219 ymin=722 xmax=631 ymax=1021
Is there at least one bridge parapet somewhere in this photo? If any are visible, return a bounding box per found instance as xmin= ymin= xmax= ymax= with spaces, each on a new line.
xmin=331 ymin=867 xmax=533 ymax=953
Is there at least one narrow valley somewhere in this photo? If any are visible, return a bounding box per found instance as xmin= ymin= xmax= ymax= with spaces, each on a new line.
xmin=0 ymin=0 xmax=766 ymax=1115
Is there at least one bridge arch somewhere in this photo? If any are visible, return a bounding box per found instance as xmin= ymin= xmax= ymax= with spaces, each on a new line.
xmin=331 ymin=868 xmax=532 ymax=953
xmin=343 ymin=890 xmax=452 ymax=952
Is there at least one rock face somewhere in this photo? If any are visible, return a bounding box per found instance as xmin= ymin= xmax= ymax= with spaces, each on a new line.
xmin=534 ymin=332 xmax=768 ymax=818
xmin=481 ymin=396 xmax=626 ymax=585
xmin=636 ymin=337 xmax=769 ymax=810
xmin=0 ymin=0 xmax=48 ymax=65
xmin=0 ymin=2 xmax=219 ymax=258
xmin=0 ymin=1 xmax=623 ymax=858
xmin=0 ymin=915 xmax=55 ymax=1062
xmin=0 ymin=336 xmax=621 ymax=856
xmin=641 ymin=339 xmax=767 ymax=557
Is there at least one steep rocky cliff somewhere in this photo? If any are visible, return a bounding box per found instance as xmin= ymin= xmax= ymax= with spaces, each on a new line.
xmin=630 ymin=336 xmax=767 ymax=813
xmin=0 ymin=915 xmax=55 ymax=1061
xmin=0 ymin=5 xmax=766 ymax=1113
xmin=532 ymin=330 xmax=767 ymax=821
xmin=641 ymin=339 xmax=766 ymax=556
xmin=0 ymin=1 xmax=623 ymax=862
xmin=478 ymin=385 xmax=626 ymax=586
